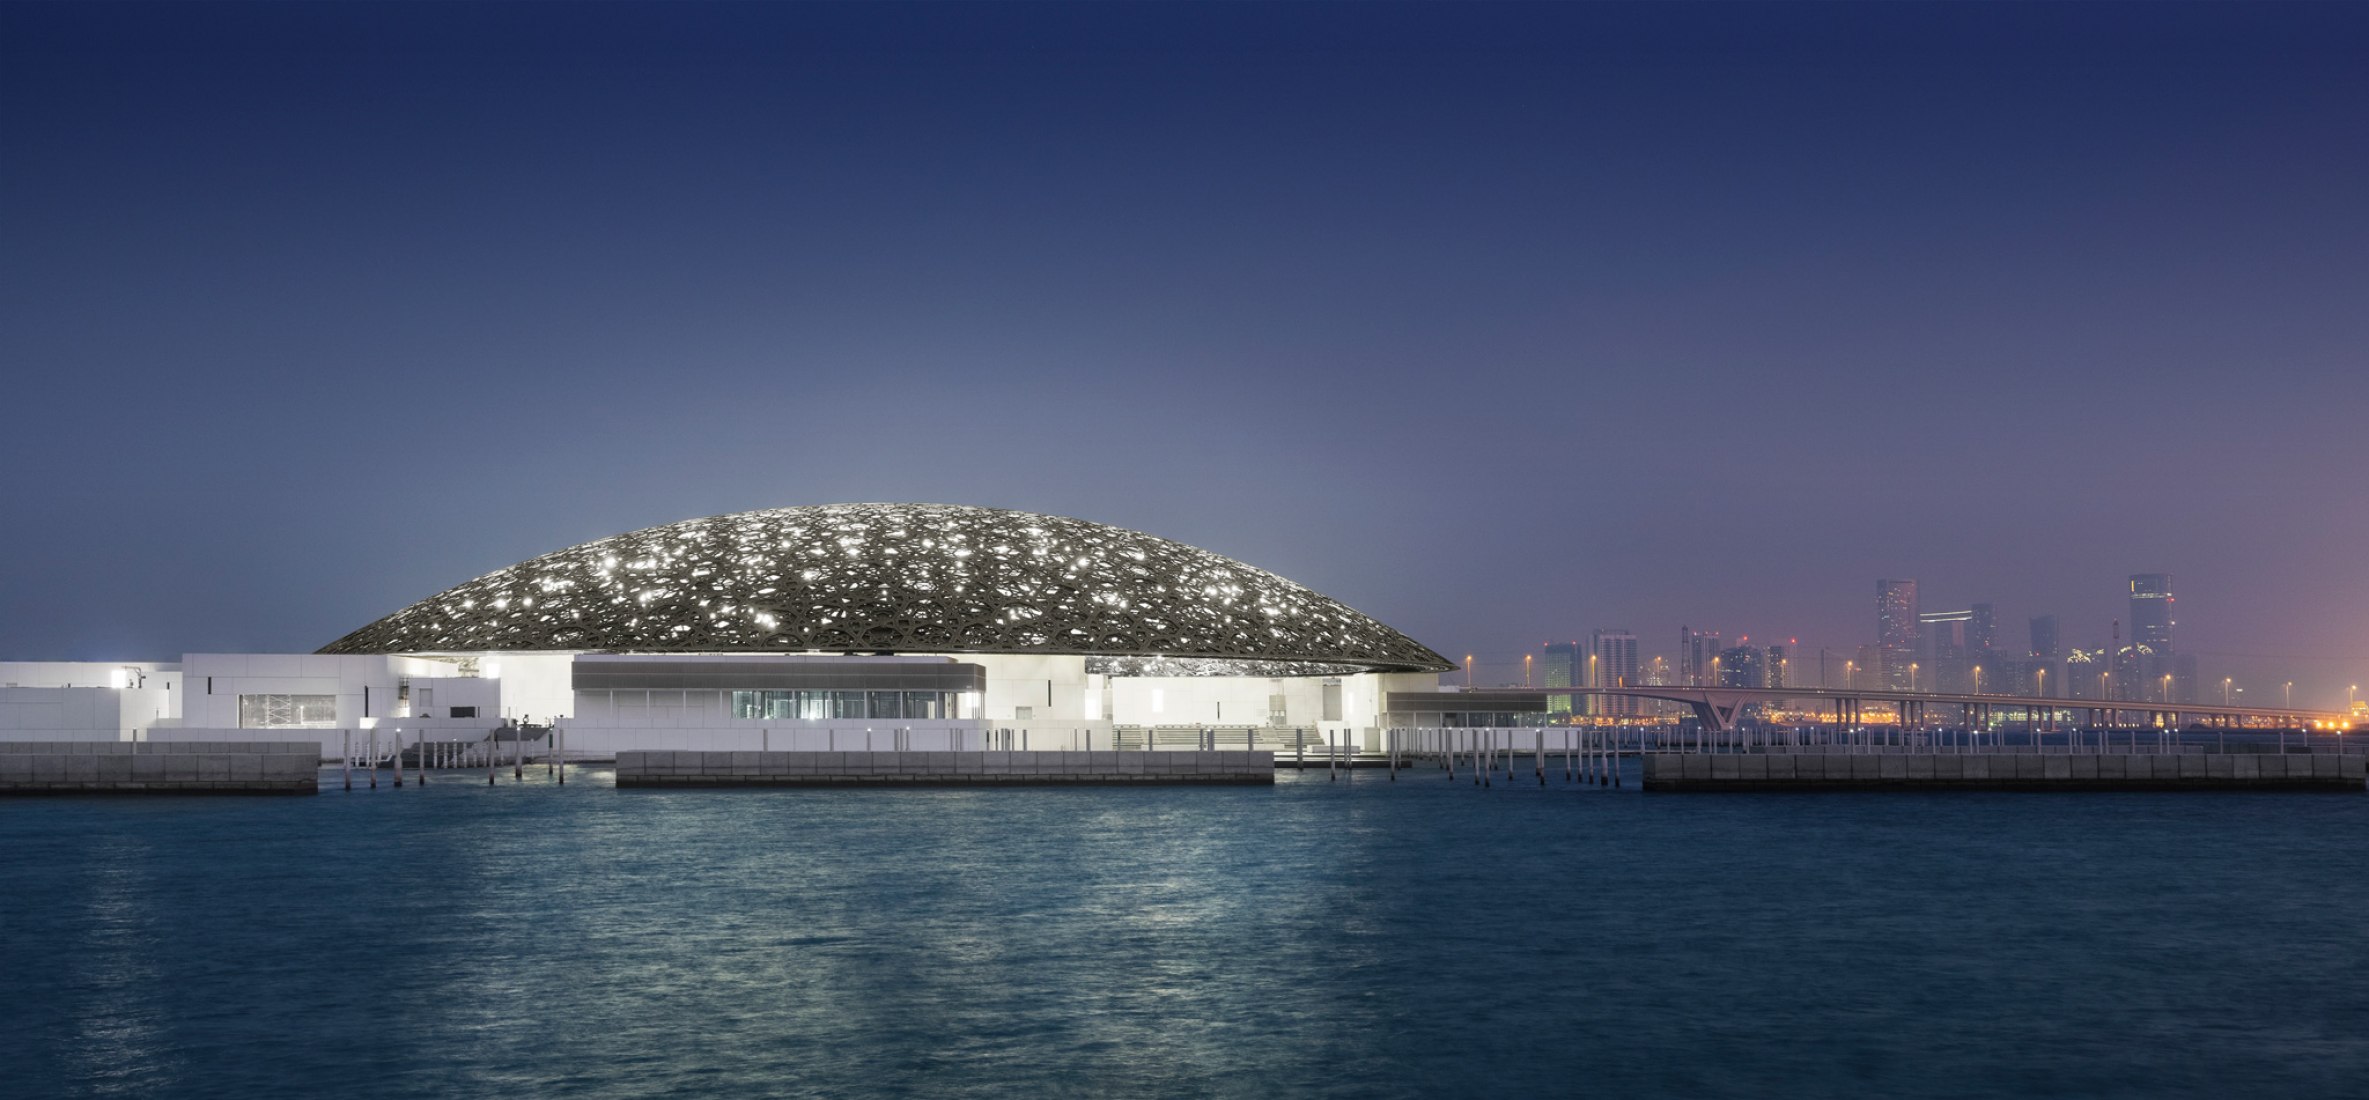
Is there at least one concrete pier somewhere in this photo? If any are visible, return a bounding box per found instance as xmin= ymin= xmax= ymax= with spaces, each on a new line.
xmin=0 ymin=741 xmax=320 ymax=794
xmin=1644 ymin=751 xmax=2368 ymax=792
xmin=616 ymin=749 xmax=1275 ymax=787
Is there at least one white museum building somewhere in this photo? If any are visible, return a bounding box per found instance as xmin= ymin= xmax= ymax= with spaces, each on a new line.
xmin=0 ymin=504 xmax=1454 ymax=757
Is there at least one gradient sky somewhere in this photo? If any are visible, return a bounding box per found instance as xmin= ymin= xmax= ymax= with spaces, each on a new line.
xmin=4 ymin=3 xmax=2366 ymax=703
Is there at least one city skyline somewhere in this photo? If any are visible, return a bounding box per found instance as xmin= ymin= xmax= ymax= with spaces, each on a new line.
xmin=5 ymin=3 xmax=2367 ymax=703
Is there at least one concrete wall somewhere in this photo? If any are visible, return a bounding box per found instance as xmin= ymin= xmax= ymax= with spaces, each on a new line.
xmin=559 ymin=723 xmax=986 ymax=756
xmin=0 ymin=741 xmax=318 ymax=794
xmin=1644 ymin=752 xmax=2369 ymax=791
xmin=616 ymin=749 xmax=1274 ymax=786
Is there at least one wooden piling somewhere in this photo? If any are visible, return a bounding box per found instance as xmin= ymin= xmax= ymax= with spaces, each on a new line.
xmin=342 ymin=729 xmax=351 ymax=791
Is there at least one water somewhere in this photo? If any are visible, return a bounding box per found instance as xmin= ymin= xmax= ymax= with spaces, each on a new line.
xmin=5 ymin=764 xmax=2367 ymax=1098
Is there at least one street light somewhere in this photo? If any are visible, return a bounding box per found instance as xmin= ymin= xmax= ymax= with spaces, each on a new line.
xmin=2036 ymin=667 xmax=2047 ymax=698
xmin=2223 ymin=677 xmax=2232 ymax=706
xmin=1973 ymin=665 xmax=1984 ymax=695
xmin=2286 ymin=681 xmax=2294 ymax=709
xmin=1845 ymin=660 xmax=1856 ymax=690
xmin=1910 ymin=662 xmax=1919 ymax=692
xmin=1464 ymin=654 xmax=1473 ymax=690
xmin=2162 ymin=674 xmax=2173 ymax=703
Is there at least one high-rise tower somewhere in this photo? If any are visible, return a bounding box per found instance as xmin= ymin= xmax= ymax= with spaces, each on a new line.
xmin=2028 ymin=615 xmax=2059 ymax=661
xmin=1590 ymin=629 xmax=1640 ymax=716
xmin=1877 ymin=579 xmax=1918 ymax=689
xmin=2130 ymin=574 xmax=2173 ymax=652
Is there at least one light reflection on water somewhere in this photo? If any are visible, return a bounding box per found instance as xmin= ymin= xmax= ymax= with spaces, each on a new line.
xmin=3 ymin=766 xmax=2367 ymax=1098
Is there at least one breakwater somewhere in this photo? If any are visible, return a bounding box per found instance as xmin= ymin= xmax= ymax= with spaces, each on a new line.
xmin=615 ymin=749 xmax=1274 ymax=787
xmin=0 ymin=741 xmax=319 ymax=794
xmin=1644 ymin=750 xmax=2368 ymax=791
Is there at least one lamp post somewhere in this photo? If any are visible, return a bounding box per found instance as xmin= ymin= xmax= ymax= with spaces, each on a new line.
xmin=2223 ymin=677 xmax=2232 ymax=706
xmin=2162 ymin=674 xmax=2173 ymax=704
xmin=1465 ymin=654 xmax=1474 ymax=690
xmin=1845 ymin=660 xmax=1856 ymax=690
xmin=1973 ymin=665 xmax=1984 ymax=695
xmin=2036 ymin=667 xmax=2047 ymax=698
xmin=1910 ymin=662 xmax=1919 ymax=692
xmin=2286 ymin=681 xmax=2294 ymax=709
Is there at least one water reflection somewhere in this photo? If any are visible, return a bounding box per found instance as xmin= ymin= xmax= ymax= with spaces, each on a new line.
xmin=3 ymin=771 xmax=2367 ymax=1098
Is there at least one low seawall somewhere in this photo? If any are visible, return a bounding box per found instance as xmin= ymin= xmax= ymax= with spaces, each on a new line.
xmin=1645 ymin=751 xmax=2368 ymax=792
xmin=0 ymin=741 xmax=320 ymax=794
xmin=616 ymin=750 xmax=1274 ymax=787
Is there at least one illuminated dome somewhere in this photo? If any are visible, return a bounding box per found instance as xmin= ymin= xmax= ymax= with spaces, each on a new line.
xmin=319 ymin=503 xmax=1452 ymax=673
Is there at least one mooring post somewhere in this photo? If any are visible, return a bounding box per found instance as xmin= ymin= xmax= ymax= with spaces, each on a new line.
xmin=416 ymin=728 xmax=427 ymax=786
xmin=368 ymin=728 xmax=378 ymax=789
xmin=557 ymin=726 xmax=565 ymax=785
xmin=343 ymin=729 xmax=352 ymax=791
xmin=393 ymin=728 xmax=404 ymax=788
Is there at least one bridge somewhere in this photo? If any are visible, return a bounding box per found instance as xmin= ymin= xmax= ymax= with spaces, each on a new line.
xmin=1412 ymin=685 xmax=2350 ymax=735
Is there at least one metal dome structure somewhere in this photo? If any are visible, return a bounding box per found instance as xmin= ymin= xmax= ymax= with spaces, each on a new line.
xmin=319 ymin=504 xmax=1452 ymax=673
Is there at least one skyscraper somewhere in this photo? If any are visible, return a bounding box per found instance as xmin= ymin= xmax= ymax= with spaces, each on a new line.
xmin=1877 ymin=580 xmax=1917 ymax=689
xmin=1541 ymin=641 xmax=1581 ymax=715
xmin=1679 ymin=626 xmax=1722 ymax=687
xmin=1969 ymin=602 xmax=1997 ymax=654
xmin=2029 ymin=615 xmax=2059 ymax=660
xmin=2130 ymin=574 xmax=2173 ymax=651
xmin=1590 ymin=629 xmax=1640 ymax=716
xmin=1919 ymin=608 xmax=1974 ymax=692
xmin=1715 ymin=645 xmax=1766 ymax=689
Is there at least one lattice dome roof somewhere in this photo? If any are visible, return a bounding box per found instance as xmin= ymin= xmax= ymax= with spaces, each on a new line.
xmin=319 ymin=504 xmax=1452 ymax=673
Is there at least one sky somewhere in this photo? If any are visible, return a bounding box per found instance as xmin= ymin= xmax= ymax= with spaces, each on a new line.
xmin=4 ymin=3 xmax=2366 ymax=703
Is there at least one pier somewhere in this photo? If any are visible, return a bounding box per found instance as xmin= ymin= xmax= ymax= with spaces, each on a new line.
xmin=0 ymin=741 xmax=318 ymax=794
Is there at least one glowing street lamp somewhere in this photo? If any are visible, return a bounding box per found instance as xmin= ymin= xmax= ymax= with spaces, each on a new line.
xmin=2286 ymin=681 xmax=2294 ymax=709
xmin=1845 ymin=660 xmax=1856 ymax=690
xmin=1973 ymin=665 xmax=1984 ymax=695
xmin=1465 ymin=654 xmax=1474 ymax=690
xmin=2222 ymin=677 xmax=2233 ymax=706
xmin=2036 ymin=667 xmax=2048 ymax=698
xmin=2161 ymin=674 xmax=2174 ymax=703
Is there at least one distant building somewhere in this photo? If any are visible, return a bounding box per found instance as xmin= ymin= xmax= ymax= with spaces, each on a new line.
xmin=1920 ymin=608 xmax=1974 ymax=692
xmin=2130 ymin=574 xmax=2174 ymax=652
xmin=1853 ymin=644 xmax=1884 ymax=690
xmin=1679 ymin=626 xmax=1722 ymax=687
xmin=1590 ymin=630 xmax=1640 ymax=717
xmin=1715 ymin=646 xmax=1766 ymax=689
xmin=1877 ymin=580 xmax=1918 ymax=689
xmin=1765 ymin=644 xmax=1788 ymax=689
xmin=1541 ymin=641 xmax=1581 ymax=715
xmin=2062 ymin=648 xmax=2104 ymax=700
xmin=2029 ymin=615 xmax=2059 ymax=661
xmin=1969 ymin=603 xmax=1997 ymax=654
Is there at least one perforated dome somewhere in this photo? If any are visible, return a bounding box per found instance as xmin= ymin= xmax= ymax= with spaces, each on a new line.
xmin=319 ymin=503 xmax=1452 ymax=673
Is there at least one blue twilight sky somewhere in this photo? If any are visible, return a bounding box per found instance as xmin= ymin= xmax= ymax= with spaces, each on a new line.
xmin=3 ymin=3 xmax=2366 ymax=701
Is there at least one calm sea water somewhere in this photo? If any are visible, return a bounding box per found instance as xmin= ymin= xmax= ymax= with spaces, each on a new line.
xmin=5 ymin=763 xmax=2367 ymax=1099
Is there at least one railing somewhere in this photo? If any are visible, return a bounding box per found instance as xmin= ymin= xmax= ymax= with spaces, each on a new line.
xmin=1376 ymin=726 xmax=2362 ymax=759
